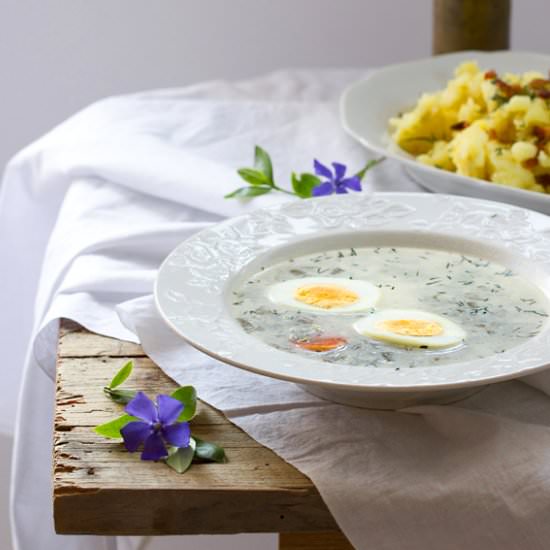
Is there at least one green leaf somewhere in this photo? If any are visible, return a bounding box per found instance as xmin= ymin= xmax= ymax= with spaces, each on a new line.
xmin=254 ymin=146 xmax=273 ymax=184
xmin=94 ymin=414 xmax=137 ymax=439
xmin=104 ymin=387 xmax=137 ymax=404
xmin=291 ymin=172 xmax=321 ymax=198
xmin=193 ymin=437 xmax=227 ymax=463
xmin=237 ymin=168 xmax=269 ymax=186
xmin=165 ymin=439 xmax=196 ymax=474
xmin=224 ymin=186 xmax=272 ymax=199
xmin=108 ymin=360 xmax=134 ymax=389
xmin=171 ymin=386 xmax=197 ymax=422
xmin=355 ymin=157 xmax=385 ymax=181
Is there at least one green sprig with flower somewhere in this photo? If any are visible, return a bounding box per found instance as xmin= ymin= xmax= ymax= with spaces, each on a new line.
xmin=95 ymin=361 xmax=226 ymax=474
xmin=225 ymin=146 xmax=384 ymax=200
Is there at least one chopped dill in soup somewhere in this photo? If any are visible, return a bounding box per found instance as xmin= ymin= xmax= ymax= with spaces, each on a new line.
xmin=230 ymin=247 xmax=549 ymax=369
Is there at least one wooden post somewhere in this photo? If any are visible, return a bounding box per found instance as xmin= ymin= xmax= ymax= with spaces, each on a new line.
xmin=433 ymin=0 xmax=511 ymax=54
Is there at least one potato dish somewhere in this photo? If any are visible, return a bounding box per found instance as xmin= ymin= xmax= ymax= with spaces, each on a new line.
xmin=390 ymin=61 xmax=550 ymax=193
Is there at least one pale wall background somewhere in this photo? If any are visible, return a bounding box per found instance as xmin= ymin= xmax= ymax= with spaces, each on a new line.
xmin=0 ymin=1 xmax=549 ymax=549
xmin=1 ymin=0 xmax=550 ymax=176
xmin=4 ymin=0 xmax=430 ymax=174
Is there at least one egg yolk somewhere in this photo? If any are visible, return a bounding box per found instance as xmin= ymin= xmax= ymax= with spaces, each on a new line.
xmin=376 ymin=319 xmax=443 ymax=337
xmin=294 ymin=285 xmax=359 ymax=309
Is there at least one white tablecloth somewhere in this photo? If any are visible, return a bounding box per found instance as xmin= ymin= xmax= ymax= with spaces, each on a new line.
xmin=3 ymin=69 xmax=550 ymax=550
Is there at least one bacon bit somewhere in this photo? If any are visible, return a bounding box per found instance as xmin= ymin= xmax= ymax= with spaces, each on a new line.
xmin=524 ymin=158 xmax=538 ymax=169
xmin=494 ymin=78 xmax=522 ymax=97
xmin=293 ymin=336 xmax=347 ymax=352
xmin=534 ymin=126 xmax=546 ymax=140
xmin=533 ymin=126 xmax=550 ymax=143
xmin=451 ymin=121 xmax=469 ymax=131
xmin=484 ymin=70 xmax=497 ymax=80
xmin=528 ymin=78 xmax=550 ymax=90
xmin=525 ymin=79 xmax=550 ymax=98
xmin=536 ymin=174 xmax=550 ymax=187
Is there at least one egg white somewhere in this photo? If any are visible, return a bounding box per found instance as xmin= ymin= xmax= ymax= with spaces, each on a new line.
xmin=267 ymin=277 xmax=381 ymax=313
xmin=353 ymin=309 xmax=466 ymax=348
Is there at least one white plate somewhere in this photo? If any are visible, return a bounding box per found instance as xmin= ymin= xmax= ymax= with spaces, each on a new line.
xmin=155 ymin=193 xmax=550 ymax=409
xmin=341 ymin=51 xmax=550 ymax=215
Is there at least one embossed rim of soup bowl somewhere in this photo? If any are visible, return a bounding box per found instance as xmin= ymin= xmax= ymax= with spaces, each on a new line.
xmin=155 ymin=192 xmax=550 ymax=393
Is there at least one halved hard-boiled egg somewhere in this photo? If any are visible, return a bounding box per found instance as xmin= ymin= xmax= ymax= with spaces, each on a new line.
xmin=267 ymin=277 xmax=381 ymax=313
xmin=353 ymin=309 xmax=466 ymax=348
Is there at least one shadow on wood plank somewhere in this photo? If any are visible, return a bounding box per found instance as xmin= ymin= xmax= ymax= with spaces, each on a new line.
xmin=279 ymin=531 xmax=354 ymax=550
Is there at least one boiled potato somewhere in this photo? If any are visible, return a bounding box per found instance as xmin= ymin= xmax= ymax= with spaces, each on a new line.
xmin=390 ymin=61 xmax=550 ymax=194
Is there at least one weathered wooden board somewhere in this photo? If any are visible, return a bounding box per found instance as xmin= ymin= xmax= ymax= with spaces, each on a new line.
xmin=280 ymin=532 xmax=355 ymax=550
xmin=54 ymin=320 xmax=353 ymax=548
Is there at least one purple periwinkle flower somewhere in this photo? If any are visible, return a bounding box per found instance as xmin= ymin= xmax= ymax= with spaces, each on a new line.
xmin=312 ymin=160 xmax=362 ymax=196
xmin=121 ymin=391 xmax=191 ymax=461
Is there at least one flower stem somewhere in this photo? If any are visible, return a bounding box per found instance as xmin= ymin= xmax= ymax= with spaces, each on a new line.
xmin=355 ymin=157 xmax=385 ymax=181
xmin=272 ymin=184 xmax=297 ymax=196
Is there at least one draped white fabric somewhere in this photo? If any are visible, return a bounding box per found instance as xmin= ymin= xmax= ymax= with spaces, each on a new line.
xmin=3 ymin=70 xmax=550 ymax=550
